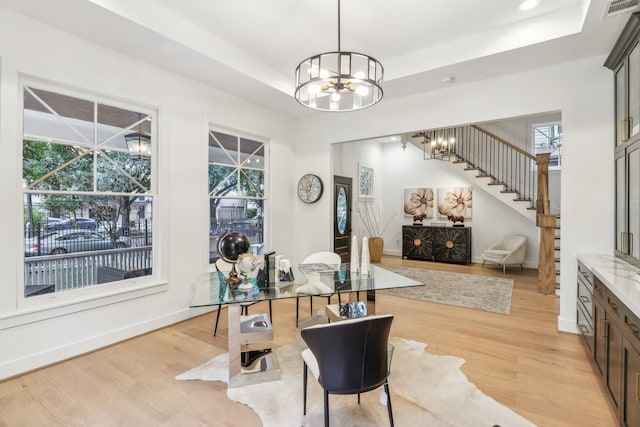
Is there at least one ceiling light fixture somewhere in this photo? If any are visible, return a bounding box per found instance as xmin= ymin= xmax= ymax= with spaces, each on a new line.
xmin=294 ymin=0 xmax=384 ymax=112
xmin=519 ymin=0 xmax=540 ymax=11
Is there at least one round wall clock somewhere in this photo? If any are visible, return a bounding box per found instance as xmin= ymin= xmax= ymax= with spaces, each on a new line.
xmin=297 ymin=174 xmax=323 ymax=203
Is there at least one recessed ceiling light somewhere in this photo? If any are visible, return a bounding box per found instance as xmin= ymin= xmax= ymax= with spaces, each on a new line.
xmin=520 ymin=0 xmax=540 ymax=11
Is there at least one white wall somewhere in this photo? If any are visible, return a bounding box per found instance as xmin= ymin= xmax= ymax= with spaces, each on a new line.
xmin=293 ymin=55 xmax=614 ymax=333
xmin=0 ymin=9 xmax=296 ymax=379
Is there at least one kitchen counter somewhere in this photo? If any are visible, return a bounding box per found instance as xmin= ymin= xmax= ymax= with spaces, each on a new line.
xmin=577 ymin=254 xmax=640 ymax=318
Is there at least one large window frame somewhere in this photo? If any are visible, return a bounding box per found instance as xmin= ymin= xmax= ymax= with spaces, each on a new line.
xmin=20 ymin=78 xmax=159 ymax=305
xmin=532 ymin=121 xmax=562 ymax=169
xmin=207 ymin=126 xmax=267 ymax=263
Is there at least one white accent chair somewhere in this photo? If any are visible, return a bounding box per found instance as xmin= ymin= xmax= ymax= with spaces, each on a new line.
xmin=295 ymin=251 xmax=342 ymax=327
xmin=481 ymin=235 xmax=527 ymax=274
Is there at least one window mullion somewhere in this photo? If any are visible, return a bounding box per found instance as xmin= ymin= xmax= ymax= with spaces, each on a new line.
xmin=93 ymin=101 xmax=98 ymax=192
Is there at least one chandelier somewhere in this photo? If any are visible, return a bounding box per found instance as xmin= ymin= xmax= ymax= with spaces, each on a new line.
xmin=294 ymin=0 xmax=384 ymax=112
xmin=413 ymin=129 xmax=457 ymax=161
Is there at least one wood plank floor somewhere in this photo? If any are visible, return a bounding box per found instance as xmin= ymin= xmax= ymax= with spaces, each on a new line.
xmin=0 ymin=256 xmax=618 ymax=426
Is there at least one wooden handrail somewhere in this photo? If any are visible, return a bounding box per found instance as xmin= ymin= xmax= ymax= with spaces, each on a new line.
xmin=471 ymin=124 xmax=536 ymax=160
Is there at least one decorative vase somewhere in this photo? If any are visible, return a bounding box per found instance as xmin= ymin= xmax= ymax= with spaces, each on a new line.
xmin=368 ymin=237 xmax=384 ymax=263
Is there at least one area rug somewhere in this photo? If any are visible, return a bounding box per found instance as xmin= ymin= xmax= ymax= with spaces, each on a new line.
xmin=176 ymin=338 xmax=535 ymax=427
xmin=379 ymin=266 xmax=514 ymax=314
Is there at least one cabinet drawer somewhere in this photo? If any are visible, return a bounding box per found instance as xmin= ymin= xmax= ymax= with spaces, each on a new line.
xmin=607 ymin=290 xmax=624 ymax=325
xmin=577 ymin=275 xmax=593 ymax=322
xmin=577 ymin=302 xmax=594 ymax=355
xmin=594 ymin=276 xmax=606 ymax=302
xmin=577 ymin=261 xmax=594 ymax=291
xmin=624 ymin=305 xmax=640 ymax=345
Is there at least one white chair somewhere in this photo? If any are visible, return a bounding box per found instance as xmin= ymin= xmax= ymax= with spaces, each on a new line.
xmin=213 ymin=259 xmax=272 ymax=336
xmin=481 ymin=235 xmax=527 ymax=274
xmin=296 ymin=251 xmax=342 ymax=327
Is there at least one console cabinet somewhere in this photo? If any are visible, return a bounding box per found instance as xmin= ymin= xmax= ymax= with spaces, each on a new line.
xmin=577 ymin=261 xmax=640 ymax=425
xmin=402 ymin=225 xmax=471 ymax=264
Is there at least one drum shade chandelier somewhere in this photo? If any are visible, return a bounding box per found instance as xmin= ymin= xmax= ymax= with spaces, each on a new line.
xmin=294 ymin=0 xmax=384 ymax=112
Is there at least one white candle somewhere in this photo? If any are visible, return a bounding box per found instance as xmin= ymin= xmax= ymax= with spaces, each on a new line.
xmin=350 ymin=235 xmax=359 ymax=272
xmin=361 ymin=236 xmax=370 ymax=275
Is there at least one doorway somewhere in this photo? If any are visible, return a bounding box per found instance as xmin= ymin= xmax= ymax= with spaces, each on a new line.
xmin=333 ymin=175 xmax=352 ymax=262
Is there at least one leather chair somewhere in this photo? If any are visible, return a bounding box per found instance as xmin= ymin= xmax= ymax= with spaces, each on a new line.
xmin=295 ymin=251 xmax=342 ymax=327
xmin=213 ymin=259 xmax=272 ymax=336
xmin=481 ymin=234 xmax=527 ymax=273
xmin=300 ymin=314 xmax=394 ymax=427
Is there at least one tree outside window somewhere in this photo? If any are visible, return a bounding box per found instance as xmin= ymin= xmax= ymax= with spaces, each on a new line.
xmin=22 ymin=84 xmax=155 ymax=295
xmin=208 ymin=129 xmax=266 ymax=262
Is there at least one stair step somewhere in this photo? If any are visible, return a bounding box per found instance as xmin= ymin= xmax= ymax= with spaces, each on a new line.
xmin=476 ymin=174 xmax=494 ymax=179
xmin=453 ymin=160 xmax=467 ymax=164
xmin=513 ymin=198 xmax=532 ymax=202
xmin=488 ymin=182 xmax=506 ymax=186
xmin=464 ymin=167 xmax=481 ymax=171
xmin=501 ymin=190 xmax=518 ymax=194
xmin=527 ymin=207 xmax=537 ymax=210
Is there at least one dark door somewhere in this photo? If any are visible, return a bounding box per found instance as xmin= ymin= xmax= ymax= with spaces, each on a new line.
xmin=333 ymin=176 xmax=352 ymax=262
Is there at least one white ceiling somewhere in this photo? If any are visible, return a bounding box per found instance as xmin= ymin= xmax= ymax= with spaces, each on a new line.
xmin=0 ymin=0 xmax=634 ymax=118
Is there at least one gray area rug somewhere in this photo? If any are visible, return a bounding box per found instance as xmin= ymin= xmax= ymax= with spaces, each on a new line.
xmin=379 ymin=266 xmax=514 ymax=314
xmin=176 ymin=337 xmax=536 ymax=427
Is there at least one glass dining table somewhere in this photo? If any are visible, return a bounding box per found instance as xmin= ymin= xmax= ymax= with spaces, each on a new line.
xmin=190 ymin=263 xmax=423 ymax=387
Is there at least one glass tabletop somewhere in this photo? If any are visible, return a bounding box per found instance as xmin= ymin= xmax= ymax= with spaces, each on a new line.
xmin=189 ymin=263 xmax=423 ymax=308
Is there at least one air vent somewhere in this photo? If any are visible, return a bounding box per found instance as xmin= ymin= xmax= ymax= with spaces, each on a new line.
xmin=605 ymin=0 xmax=640 ymax=18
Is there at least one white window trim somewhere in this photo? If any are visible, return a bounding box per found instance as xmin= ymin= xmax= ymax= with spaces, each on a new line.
xmin=531 ymin=120 xmax=562 ymax=171
xmin=18 ymin=76 xmax=162 ymax=312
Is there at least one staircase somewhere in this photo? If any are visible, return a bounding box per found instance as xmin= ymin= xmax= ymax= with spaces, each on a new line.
xmin=416 ymin=124 xmax=558 ymax=294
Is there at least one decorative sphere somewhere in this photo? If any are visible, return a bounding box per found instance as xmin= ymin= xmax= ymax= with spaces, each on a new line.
xmin=217 ymin=231 xmax=251 ymax=263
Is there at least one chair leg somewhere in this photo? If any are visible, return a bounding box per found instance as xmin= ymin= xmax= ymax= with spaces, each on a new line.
xmin=310 ymin=296 xmax=313 ymax=316
xmin=268 ymin=300 xmax=273 ymax=324
xmin=324 ymin=390 xmax=330 ymax=427
xmin=482 ymin=260 xmax=485 ymax=267
xmin=303 ymin=363 xmax=308 ymax=415
xmin=520 ymin=263 xmax=524 ymax=271
xmin=357 ymin=393 xmax=361 ymax=404
xmin=213 ymin=304 xmax=222 ymax=336
xmin=384 ymin=382 xmax=394 ymax=427
xmin=503 ymin=264 xmax=506 ymax=274
xmin=296 ymin=297 xmax=300 ymax=328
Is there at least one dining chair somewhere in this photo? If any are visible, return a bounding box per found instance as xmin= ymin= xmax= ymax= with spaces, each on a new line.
xmin=213 ymin=259 xmax=273 ymax=336
xmin=300 ymin=314 xmax=394 ymax=427
xmin=296 ymin=251 xmax=342 ymax=327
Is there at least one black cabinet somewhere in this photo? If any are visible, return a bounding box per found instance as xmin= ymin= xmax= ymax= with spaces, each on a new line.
xmin=606 ymin=13 xmax=640 ymax=268
xmin=402 ymin=225 xmax=471 ymax=264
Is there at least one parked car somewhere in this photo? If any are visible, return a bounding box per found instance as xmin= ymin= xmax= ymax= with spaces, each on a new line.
xmin=45 ymin=217 xmax=98 ymax=231
xmin=25 ymin=230 xmax=130 ymax=256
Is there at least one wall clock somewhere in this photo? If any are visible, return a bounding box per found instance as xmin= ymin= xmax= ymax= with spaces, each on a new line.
xmin=297 ymin=174 xmax=323 ymax=203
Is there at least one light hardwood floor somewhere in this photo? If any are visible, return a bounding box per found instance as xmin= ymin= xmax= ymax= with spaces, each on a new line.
xmin=0 ymin=256 xmax=618 ymax=427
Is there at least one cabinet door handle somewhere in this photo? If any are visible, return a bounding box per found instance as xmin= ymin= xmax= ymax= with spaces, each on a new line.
xmin=578 ymin=324 xmax=589 ymax=334
xmin=580 ymin=295 xmax=590 ymax=304
xmin=608 ymin=301 xmax=619 ymax=313
xmin=600 ymin=318 xmax=608 ymax=338
xmin=637 ymin=372 xmax=640 ymax=401
xmin=627 ymin=322 xmax=640 ymax=335
xmin=622 ymin=117 xmax=630 ymax=142
xmin=631 ymin=232 xmax=634 ymax=256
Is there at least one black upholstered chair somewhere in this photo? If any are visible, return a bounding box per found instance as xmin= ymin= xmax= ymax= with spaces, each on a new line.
xmin=300 ymin=314 xmax=394 ymax=427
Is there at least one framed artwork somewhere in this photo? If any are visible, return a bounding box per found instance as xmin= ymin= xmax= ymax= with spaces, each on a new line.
xmin=403 ymin=187 xmax=434 ymax=219
xmin=437 ymin=187 xmax=473 ymax=219
xmin=358 ymin=164 xmax=374 ymax=199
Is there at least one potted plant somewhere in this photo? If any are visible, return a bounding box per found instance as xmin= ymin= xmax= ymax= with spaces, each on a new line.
xmin=356 ymin=202 xmax=396 ymax=263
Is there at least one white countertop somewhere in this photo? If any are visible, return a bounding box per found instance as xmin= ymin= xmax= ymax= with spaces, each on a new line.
xmin=577 ymin=254 xmax=640 ymax=317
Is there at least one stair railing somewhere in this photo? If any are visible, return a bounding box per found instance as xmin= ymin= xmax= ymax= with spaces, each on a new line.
xmin=422 ymin=124 xmax=555 ymax=294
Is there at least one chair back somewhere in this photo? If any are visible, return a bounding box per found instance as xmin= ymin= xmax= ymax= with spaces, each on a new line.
xmin=301 ymin=314 xmax=393 ymax=394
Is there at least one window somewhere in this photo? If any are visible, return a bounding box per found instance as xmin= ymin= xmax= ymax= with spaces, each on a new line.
xmin=208 ymin=128 xmax=266 ymax=262
xmin=532 ymin=122 xmax=562 ymax=168
xmin=22 ymin=83 xmax=155 ymax=297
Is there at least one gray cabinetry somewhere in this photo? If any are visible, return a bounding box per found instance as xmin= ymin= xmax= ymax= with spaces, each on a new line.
xmin=577 ymin=261 xmax=640 ymax=425
xmin=606 ymin=13 xmax=640 ymax=268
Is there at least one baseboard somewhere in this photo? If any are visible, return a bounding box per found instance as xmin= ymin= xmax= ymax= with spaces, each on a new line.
xmin=558 ymin=315 xmax=578 ymax=333
xmin=0 ymin=305 xmax=214 ymax=381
